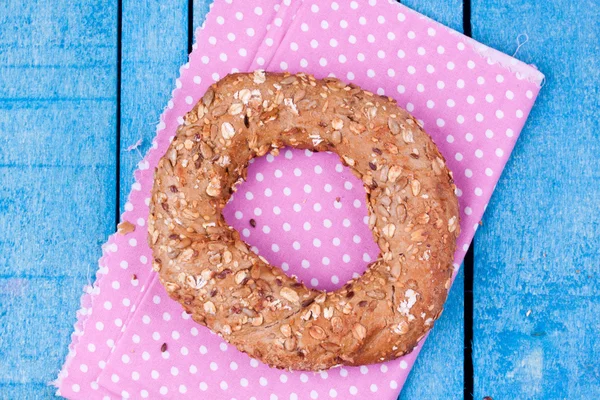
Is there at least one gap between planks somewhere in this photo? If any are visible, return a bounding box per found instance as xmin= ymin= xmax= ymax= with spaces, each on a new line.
xmin=462 ymin=0 xmax=474 ymax=399
xmin=115 ymin=0 xmax=123 ymax=230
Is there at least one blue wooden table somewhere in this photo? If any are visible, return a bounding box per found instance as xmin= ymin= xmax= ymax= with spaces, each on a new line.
xmin=1 ymin=1 xmax=598 ymax=398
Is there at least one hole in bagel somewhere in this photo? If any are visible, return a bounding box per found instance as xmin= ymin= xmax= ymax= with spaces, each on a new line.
xmin=223 ymin=148 xmax=380 ymax=291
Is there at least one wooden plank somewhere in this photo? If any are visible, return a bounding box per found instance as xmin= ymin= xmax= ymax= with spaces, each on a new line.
xmin=402 ymin=0 xmax=464 ymax=32
xmin=0 ymin=383 xmax=52 ymax=400
xmin=193 ymin=0 xmax=212 ymax=32
xmin=398 ymin=1 xmax=465 ymax=398
xmin=119 ymin=0 xmax=189 ymax=211
xmin=0 ymin=1 xmax=117 ymax=397
xmin=471 ymin=0 xmax=600 ymax=398
xmin=0 ymin=277 xmax=85 ymax=397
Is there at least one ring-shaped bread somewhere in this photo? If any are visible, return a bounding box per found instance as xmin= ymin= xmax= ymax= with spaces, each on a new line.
xmin=149 ymin=71 xmax=459 ymax=371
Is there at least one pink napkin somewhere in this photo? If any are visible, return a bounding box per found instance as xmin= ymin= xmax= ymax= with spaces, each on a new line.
xmin=55 ymin=0 xmax=543 ymax=398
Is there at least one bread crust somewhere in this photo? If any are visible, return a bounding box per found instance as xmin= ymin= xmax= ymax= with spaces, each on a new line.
xmin=148 ymin=71 xmax=459 ymax=371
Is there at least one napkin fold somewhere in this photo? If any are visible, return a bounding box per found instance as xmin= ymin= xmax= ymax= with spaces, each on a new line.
xmin=56 ymin=0 xmax=543 ymax=399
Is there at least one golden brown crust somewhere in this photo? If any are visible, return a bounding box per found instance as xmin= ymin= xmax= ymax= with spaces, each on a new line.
xmin=148 ymin=71 xmax=460 ymax=371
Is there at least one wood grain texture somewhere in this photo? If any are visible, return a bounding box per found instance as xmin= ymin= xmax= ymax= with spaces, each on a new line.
xmin=193 ymin=0 xmax=212 ymax=32
xmin=0 ymin=0 xmax=117 ymax=398
xmin=0 ymin=278 xmax=86 ymax=398
xmin=119 ymin=0 xmax=189 ymax=212
xmin=402 ymin=0 xmax=464 ymax=32
xmin=399 ymin=1 xmax=465 ymax=398
xmin=471 ymin=0 xmax=600 ymax=398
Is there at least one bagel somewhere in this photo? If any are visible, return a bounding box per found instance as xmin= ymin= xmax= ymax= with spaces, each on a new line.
xmin=148 ymin=71 xmax=459 ymax=371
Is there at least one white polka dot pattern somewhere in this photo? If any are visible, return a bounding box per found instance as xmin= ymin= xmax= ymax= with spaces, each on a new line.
xmin=56 ymin=0 xmax=542 ymax=399
xmin=223 ymin=149 xmax=378 ymax=290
